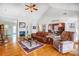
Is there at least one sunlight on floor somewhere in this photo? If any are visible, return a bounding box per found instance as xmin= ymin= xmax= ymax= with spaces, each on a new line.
xmin=12 ymin=35 xmax=17 ymax=43
xmin=11 ymin=35 xmax=17 ymax=46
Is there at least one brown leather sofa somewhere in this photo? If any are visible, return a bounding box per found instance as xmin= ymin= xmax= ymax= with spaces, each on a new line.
xmin=31 ymin=32 xmax=53 ymax=44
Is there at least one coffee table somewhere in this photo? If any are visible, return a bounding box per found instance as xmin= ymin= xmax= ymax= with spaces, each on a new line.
xmin=24 ymin=38 xmax=38 ymax=47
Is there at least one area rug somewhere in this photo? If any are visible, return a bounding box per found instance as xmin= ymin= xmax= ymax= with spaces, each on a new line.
xmin=18 ymin=40 xmax=44 ymax=53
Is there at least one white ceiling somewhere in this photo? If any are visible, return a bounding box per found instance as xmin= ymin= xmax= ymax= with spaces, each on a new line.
xmin=0 ymin=3 xmax=79 ymax=24
xmin=50 ymin=3 xmax=79 ymax=11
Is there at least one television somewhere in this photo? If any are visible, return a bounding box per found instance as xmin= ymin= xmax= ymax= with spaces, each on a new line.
xmin=19 ymin=31 xmax=25 ymax=36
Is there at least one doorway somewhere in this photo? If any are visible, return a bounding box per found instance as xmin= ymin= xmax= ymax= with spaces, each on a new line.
xmin=12 ymin=25 xmax=17 ymax=43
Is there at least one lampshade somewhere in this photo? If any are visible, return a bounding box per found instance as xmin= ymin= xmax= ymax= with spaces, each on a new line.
xmin=58 ymin=23 xmax=62 ymax=27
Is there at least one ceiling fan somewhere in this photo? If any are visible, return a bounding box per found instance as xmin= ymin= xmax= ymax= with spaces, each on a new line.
xmin=25 ymin=3 xmax=38 ymax=12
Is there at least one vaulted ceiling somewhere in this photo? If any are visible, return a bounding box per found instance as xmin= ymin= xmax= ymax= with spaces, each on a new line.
xmin=0 ymin=3 xmax=79 ymax=25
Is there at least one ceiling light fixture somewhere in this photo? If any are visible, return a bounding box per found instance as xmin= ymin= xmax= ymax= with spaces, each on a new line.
xmin=25 ymin=3 xmax=38 ymax=12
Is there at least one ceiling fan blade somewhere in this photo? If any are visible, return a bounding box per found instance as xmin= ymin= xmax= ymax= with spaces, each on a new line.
xmin=25 ymin=5 xmax=30 ymax=7
xmin=25 ymin=8 xmax=29 ymax=10
xmin=33 ymin=8 xmax=38 ymax=11
xmin=32 ymin=4 xmax=36 ymax=7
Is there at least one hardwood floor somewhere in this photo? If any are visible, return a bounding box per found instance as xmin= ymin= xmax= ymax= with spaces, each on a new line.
xmin=0 ymin=40 xmax=76 ymax=56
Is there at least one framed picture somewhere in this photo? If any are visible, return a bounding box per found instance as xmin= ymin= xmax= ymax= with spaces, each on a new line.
xmin=69 ymin=23 xmax=75 ymax=28
xmin=33 ymin=26 xmax=36 ymax=29
xmin=19 ymin=22 xmax=26 ymax=28
xmin=65 ymin=23 xmax=75 ymax=32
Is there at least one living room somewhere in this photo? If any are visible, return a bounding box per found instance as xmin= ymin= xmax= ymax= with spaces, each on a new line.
xmin=0 ymin=3 xmax=79 ymax=56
